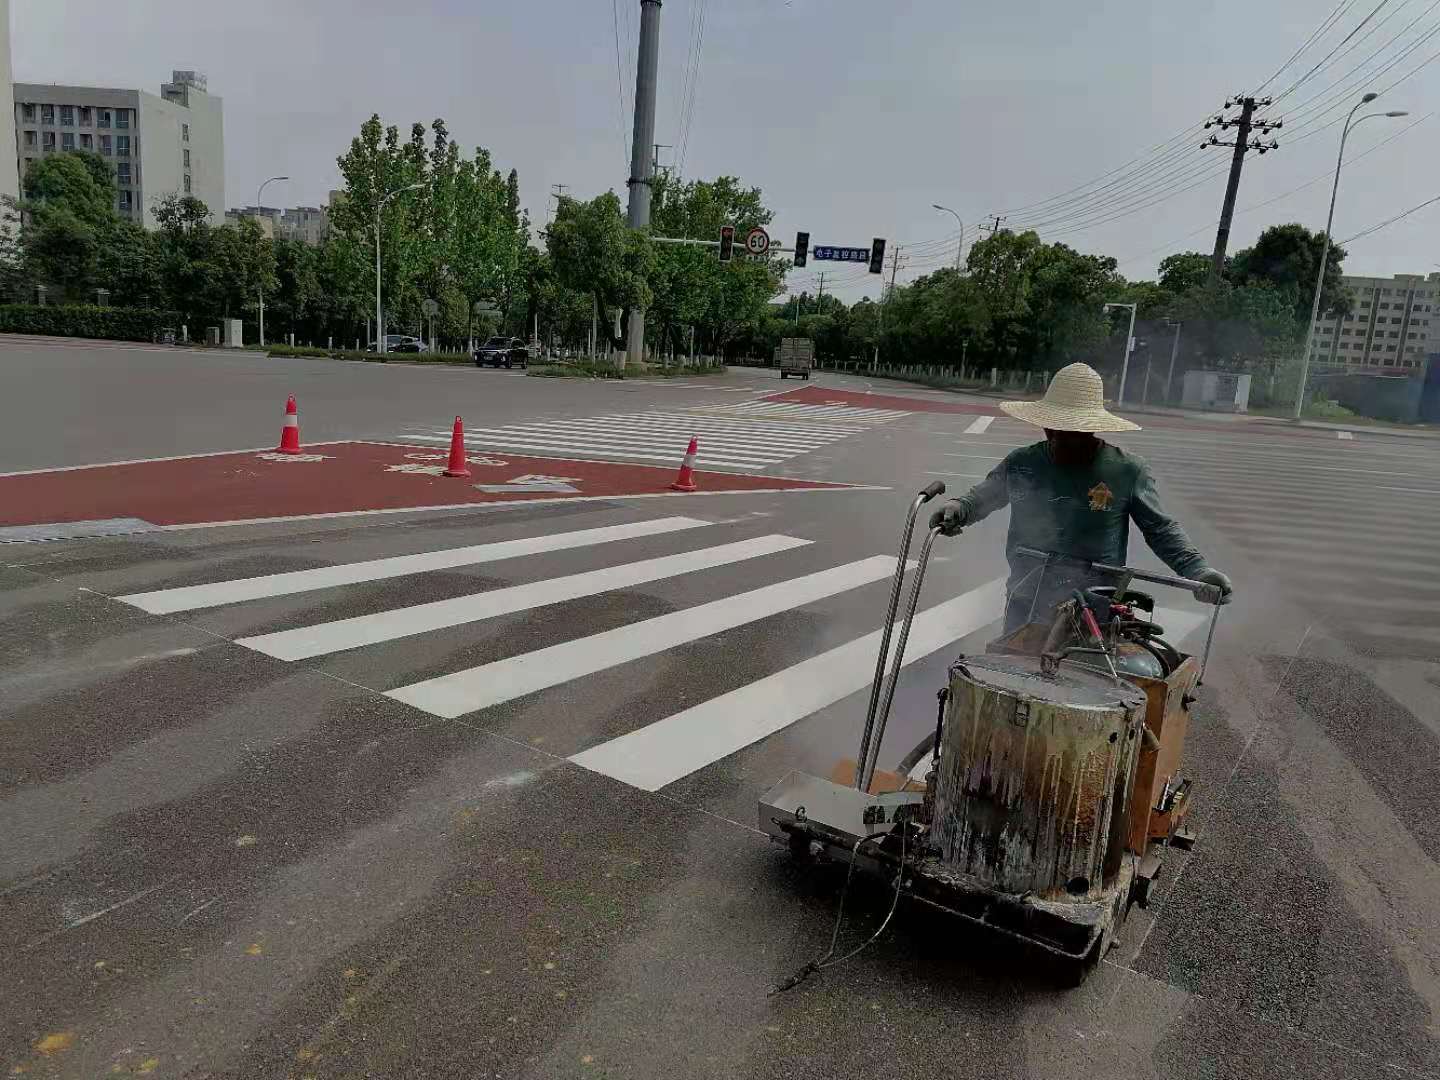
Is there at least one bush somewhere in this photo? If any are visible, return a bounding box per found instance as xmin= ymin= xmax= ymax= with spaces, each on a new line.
xmin=263 ymin=343 xmax=331 ymax=358
xmin=331 ymin=349 xmax=473 ymax=365
xmin=528 ymin=361 xmax=626 ymax=379
xmin=0 ymin=304 xmax=187 ymax=343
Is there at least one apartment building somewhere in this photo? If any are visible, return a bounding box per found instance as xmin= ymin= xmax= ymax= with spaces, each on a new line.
xmin=1310 ymin=272 xmax=1439 ymax=372
xmin=13 ymin=70 xmax=224 ymax=227
xmin=224 ymin=204 xmax=328 ymax=245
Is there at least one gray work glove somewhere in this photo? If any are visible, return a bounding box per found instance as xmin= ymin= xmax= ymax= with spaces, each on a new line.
xmin=928 ymin=500 xmax=968 ymax=536
xmin=1194 ymin=568 xmax=1233 ymax=605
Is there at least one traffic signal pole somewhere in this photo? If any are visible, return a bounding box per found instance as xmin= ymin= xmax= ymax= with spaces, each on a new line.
xmin=624 ymin=0 xmax=663 ymax=369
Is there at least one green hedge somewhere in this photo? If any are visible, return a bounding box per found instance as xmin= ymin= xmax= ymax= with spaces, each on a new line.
xmin=0 ymin=304 xmax=188 ymax=343
xmin=261 ymin=343 xmax=331 ymax=358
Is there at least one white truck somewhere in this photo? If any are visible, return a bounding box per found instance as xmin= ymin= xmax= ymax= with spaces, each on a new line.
xmin=776 ymin=337 xmax=814 ymax=380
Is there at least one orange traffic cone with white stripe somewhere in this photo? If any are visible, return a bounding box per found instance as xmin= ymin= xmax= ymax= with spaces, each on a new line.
xmin=442 ymin=416 xmax=472 ymax=477
xmin=276 ymin=394 xmax=302 ymax=454
xmin=670 ymin=435 xmax=699 ymax=492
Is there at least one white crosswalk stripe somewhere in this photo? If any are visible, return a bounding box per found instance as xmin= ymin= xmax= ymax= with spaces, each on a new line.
xmin=692 ymin=400 xmax=909 ymax=423
xmin=569 ymin=579 xmax=1008 ymax=791
xmin=116 ymin=517 xmax=712 ymax=614
xmin=236 ymin=533 xmax=812 ymax=661
xmin=120 ymin=511 xmax=1217 ymax=796
xmin=386 ymin=555 xmax=904 ymax=718
xmin=401 ymin=403 xmax=903 ymax=470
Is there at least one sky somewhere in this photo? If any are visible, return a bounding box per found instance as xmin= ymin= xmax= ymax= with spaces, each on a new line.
xmin=14 ymin=0 xmax=1440 ymax=302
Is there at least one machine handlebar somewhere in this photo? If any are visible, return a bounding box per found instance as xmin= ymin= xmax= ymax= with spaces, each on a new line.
xmin=920 ymin=480 xmax=946 ymax=501
xmin=1013 ymin=547 xmax=1222 ymax=606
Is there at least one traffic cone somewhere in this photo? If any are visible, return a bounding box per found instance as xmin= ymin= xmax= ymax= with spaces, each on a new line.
xmin=442 ymin=416 xmax=472 ymax=477
xmin=670 ymin=435 xmax=699 ymax=492
xmin=276 ymin=394 xmax=302 ymax=454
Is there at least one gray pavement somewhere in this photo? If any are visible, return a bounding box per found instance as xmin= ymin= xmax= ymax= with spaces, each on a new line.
xmin=2 ymin=338 xmax=1438 ymax=1078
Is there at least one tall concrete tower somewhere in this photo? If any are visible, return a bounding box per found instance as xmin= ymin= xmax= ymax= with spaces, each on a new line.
xmin=0 ymin=0 xmax=17 ymax=203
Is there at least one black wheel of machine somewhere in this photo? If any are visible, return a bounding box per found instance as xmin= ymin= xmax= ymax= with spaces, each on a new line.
xmin=780 ymin=371 xmax=787 ymax=379
xmin=787 ymin=832 xmax=813 ymax=863
xmin=504 ymin=359 xmax=512 ymax=369
xmin=1056 ymin=937 xmax=1104 ymax=988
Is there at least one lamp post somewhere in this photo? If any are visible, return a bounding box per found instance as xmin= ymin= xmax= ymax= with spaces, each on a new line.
xmin=1163 ymin=319 xmax=1182 ymax=404
xmin=1292 ymin=94 xmax=1408 ymax=418
xmin=1103 ymin=302 xmax=1139 ymax=405
xmin=375 ymin=182 xmax=423 ymax=353
xmin=255 ymin=175 xmax=288 ymax=346
xmin=931 ymin=204 xmax=965 ymax=270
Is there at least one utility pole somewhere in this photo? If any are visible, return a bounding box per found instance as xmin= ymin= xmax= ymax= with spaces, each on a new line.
xmin=984 ymin=215 xmax=1006 ymax=237
xmin=816 ymin=271 xmax=826 ymax=306
xmin=624 ymin=0 xmax=663 ymax=369
xmin=1203 ymin=95 xmax=1280 ymax=283
xmin=548 ymin=183 xmax=569 ymax=225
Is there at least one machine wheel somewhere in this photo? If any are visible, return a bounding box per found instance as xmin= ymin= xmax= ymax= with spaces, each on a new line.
xmin=503 ymin=359 xmax=512 ymax=369
xmin=780 ymin=371 xmax=787 ymax=379
xmin=787 ymin=832 xmax=813 ymax=863
xmin=1056 ymin=937 xmax=1104 ymax=988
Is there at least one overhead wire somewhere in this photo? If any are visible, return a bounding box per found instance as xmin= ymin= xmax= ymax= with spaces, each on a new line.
xmin=1251 ymin=0 xmax=1356 ymax=94
xmin=611 ymin=0 xmax=631 ymax=167
xmin=678 ymin=0 xmax=708 ymax=176
xmin=994 ymin=1 xmax=1431 ymax=241
xmin=1114 ymin=111 xmax=1431 ymax=268
xmin=1339 ymin=190 xmax=1440 ymax=243
xmin=1268 ymin=0 xmax=1398 ymax=103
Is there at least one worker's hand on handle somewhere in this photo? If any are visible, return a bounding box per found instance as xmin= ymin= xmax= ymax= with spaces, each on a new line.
xmin=1193 ymin=568 xmax=1233 ymax=605
xmin=928 ymin=499 xmax=968 ymax=536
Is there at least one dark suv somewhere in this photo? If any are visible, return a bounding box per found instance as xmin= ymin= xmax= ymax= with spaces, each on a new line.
xmin=474 ymin=336 xmax=531 ymax=368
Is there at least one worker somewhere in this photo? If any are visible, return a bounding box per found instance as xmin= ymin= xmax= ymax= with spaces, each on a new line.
xmin=930 ymin=362 xmax=1233 ymax=631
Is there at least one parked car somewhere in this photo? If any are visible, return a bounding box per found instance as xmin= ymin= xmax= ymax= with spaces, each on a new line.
xmin=368 ymin=334 xmax=427 ymax=353
xmin=474 ymin=336 xmax=531 ymax=368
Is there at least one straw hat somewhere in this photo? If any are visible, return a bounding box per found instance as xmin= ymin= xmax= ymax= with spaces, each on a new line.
xmin=998 ymin=363 xmax=1141 ymax=433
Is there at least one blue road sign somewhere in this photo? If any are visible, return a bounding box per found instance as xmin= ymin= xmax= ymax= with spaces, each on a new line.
xmin=811 ymin=245 xmax=872 ymax=263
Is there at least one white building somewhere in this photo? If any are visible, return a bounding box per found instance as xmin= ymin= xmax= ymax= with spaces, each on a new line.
xmin=1310 ymin=272 xmax=1439 ymax=373
xmin=12 ymin=70 xmax=223 ymax=228
xmin=224 ymin=203 xmax=329 ymax=246
xmin=0 ymin=0 xmax=17 ymax=205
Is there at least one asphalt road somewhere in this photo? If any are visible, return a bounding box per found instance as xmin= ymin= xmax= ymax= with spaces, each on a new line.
xmin=2 ymin=337 xmax=1437 ymax=1079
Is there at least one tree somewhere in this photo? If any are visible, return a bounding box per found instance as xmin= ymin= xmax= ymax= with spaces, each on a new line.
xmin=1157 ymin=251 xmax=1211 ymax=293
xmin=1230 ymin=223 xmax=1349 ymax=323
xmin=546 ymin=191 xmax=652 ymax=353
xmin=24 ymin=207 xmax=98 ymax=302
xmin=647 ymin=175 xmax=784 ymax=359
xmin=22 ymin=152 xmax=115 ymax=226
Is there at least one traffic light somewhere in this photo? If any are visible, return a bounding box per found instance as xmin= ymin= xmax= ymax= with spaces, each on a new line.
xmin=868 ymin=238 xmax=886 ymax=275
xmin=719 ymin=225 xmax=735 ymax=263
xmin=793 ymin=231 xmax=809 ymax=268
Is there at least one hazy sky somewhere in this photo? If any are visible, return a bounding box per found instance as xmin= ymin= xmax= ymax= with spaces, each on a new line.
xmin=15 ymin=1 xmax=1440 ymax=301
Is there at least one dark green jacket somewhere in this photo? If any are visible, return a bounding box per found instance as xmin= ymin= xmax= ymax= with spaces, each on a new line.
xmin=954 ymin=440 xmax=1208 ymax=627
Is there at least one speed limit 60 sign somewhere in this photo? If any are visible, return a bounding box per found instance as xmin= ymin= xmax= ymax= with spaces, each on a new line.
xmin=744 ymin=227 xmax=770 ymax=256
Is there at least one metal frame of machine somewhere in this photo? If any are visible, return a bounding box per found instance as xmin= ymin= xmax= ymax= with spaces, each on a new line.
xmin=759 ymin=482 xmax=1224 ymax=983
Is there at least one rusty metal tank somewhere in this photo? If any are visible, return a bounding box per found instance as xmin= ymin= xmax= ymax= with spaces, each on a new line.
xmin=929 ymin=654 xmax=1147 ymax=898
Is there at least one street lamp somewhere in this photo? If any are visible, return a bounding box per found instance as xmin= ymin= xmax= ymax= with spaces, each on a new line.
xmin=1103 ymin=302 xmax=1139 ymax=405
xmin=1293 ymin=93 xmax=1408 ymax=418
xmin=375 ymin=182 xmax=423 ymax=353
xmin=932 ymin=204 xmax=965 ymax=270
xmin=256 ymin=175 xmax=288 ymax=346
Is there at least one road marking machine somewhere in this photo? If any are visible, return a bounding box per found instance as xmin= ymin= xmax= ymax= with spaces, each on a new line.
xmin=761 ymin=482 xmax=1224 ymax=986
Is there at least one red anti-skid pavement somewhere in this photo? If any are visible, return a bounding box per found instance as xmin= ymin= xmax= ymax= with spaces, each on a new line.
xmin=0 ymin=442 xmax=846 ymax=528
xmin=764 ymin=385 xmax=1002 ymax=415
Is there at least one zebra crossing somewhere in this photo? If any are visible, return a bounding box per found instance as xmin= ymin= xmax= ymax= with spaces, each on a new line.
xmin=117 ymin=513 xmax=1209 ymax=794
xmin=399 ymin=399 xmax=910 ymax=471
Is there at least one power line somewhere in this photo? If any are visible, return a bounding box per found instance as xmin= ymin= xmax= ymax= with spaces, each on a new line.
xmin=1340 ymin=190 xmax=1440 ymax=243
xmin=678 ymin=0 xmax=708 ymax=176
xmin=611 ymin=0 xmax=631 ymax=167
xmin=1269 ymin=0 xmax=1397 ymax=103
xmin=1252 ymin=0 xmax=1357 ymax=94
xmin=1114 ymin=111 xmax=1430 ymax=270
